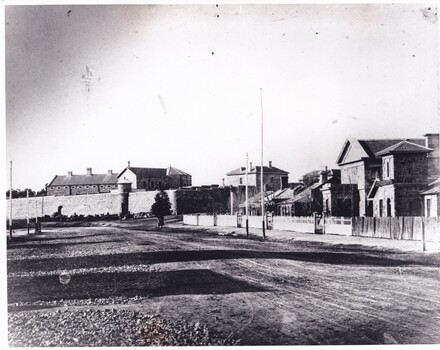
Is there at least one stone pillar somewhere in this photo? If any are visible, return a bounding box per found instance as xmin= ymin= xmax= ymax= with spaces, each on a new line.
xmin=117 ymin=179 xmax=132 ymax=216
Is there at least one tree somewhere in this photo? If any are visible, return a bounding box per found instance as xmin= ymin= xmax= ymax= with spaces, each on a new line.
xmin=151 ymin=190 xmax=172 ymax=227
xmin=6 ymin=188 xmax=36 ymax=199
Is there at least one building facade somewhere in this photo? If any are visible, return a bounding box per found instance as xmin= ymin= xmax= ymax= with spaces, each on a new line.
xmin=326 ymin=133 xmax=439 ymax=217
xmin=47 ymin=168 xmax=118 ymax=196
xmin=225 ymin=161 xmax=289 ymax=192
xmin=421 ymin=178 xmax=440 ymax=217
xmin=117 ymin=164 xmax=192 ymax=191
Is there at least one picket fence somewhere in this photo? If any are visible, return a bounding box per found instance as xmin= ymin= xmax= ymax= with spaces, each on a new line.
xmin=182 ymin=214 xmax=440 ymax=242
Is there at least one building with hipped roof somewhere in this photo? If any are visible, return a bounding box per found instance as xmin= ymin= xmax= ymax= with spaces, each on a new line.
xmin=224 ymin=161 xmax=289 ymax=192
xmin=47 ymin=168 xmax=118 ymax=196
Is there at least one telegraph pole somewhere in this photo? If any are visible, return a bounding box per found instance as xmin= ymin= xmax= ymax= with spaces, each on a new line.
xmin=245 ymin=152 xmax=249 ymax=237
xmin=9 ymin=161 xmax=13 ymax=240
xmin=260 ymin=88 xmax=266 ymax=239
xmin=27 ymin=189 xmax=30 ymax=235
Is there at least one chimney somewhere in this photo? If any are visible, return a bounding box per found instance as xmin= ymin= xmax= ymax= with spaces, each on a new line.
xmin=222 ymin=178 xmax=225 ymax=187
xmin=87 ymin=168 xmax=92 ymax=176
xmin=67 ymin=171 xmax=73 ymax=176
xmin=319 ymin=170 xmax=328 ymax=184
xmin=127 ymin=161 xmax=131 ymax=168
xmin=269 ymin=161 xmax=272 ymax=168
xmin=108 ymin=170 xmax=113 ymax=175
xmin=249 ymin=162 xmax=253 ymax=170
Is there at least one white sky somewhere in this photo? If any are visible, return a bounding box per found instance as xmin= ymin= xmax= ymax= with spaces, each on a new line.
xmin=4 ymin=3 xmax=440 ymax=190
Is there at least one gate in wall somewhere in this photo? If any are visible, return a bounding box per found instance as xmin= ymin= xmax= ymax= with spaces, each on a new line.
xmin=266 ymin=212 xmax=273 ymax=230
xmin=314 ymin=212 xmax=324 ymax=234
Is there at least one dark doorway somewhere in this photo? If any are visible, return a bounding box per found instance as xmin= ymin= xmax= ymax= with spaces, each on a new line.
xmin=386 ymin=198 xmax=392 ymax=217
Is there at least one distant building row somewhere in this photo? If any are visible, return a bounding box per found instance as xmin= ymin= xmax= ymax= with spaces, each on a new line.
xmin=46 ymin=162 xmax=192 ymax=196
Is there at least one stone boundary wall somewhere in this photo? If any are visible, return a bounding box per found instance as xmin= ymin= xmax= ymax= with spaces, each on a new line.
xmin=6 ymin=190 xmax=177 ymax=220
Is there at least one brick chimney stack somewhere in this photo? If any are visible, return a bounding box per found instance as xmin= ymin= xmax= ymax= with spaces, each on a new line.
xmin=269 ymin=161 xmax=272 ymax=168
xmin=67 ymin=171 xmax=73 ymax=176
xmin=108 ymin=170 xmax=113 ymax=175
xmin=87 ymin=168 xmax=92 ymax=176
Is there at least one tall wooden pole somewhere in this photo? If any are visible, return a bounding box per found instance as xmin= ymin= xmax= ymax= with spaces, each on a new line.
xmin=230 ymin=186 xmax=233 ymax=216
xmin=9 ymin=161 xmax=13 ymax=240
xmin=260 ymin=88 xmax=266 ymax=239
xmin=245 ymin=152 xmax=249 ymax=237
xmin=26 ymin=189 xmax=30 ymax=235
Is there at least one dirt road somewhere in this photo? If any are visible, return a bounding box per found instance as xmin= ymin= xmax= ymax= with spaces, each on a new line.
xmin=7 ymin=219 xmax=440 ymax=345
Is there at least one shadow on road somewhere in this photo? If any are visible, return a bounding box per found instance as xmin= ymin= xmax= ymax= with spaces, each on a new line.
xmin=8 ymin=249 xmax=434 ymax=274
xmin=8 ymin=269 xmax=268 ymax=304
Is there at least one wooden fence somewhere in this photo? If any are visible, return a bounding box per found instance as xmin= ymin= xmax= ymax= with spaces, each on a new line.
xmin=352 ymin=217 xmax=440 ymax=242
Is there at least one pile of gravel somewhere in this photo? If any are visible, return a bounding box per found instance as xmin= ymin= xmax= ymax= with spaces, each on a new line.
xmin=8 ymin=308 xmax=241 ymax=347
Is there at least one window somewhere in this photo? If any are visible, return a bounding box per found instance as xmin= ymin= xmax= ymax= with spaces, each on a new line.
xmin=379 ymin=199 xmax=383 ymax=217
xmin=239 ymin=178 xmax=243 ymax=185
xmin=427 ymin=198 xmax=431 ymax=217
xmin=386 ymin=162 xmax=390 ymax=178
xmin=143 ymin=181 xmax=147 ymax=188
xmin=270 ymin=177 xmax=274 ymax=183
xmin=151 ymin=181 xmax=154 ymax=188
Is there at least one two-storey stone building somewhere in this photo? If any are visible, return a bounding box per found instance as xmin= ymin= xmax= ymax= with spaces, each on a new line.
xmin=116 ymin=163 xmax=192 ymax=190
xmin=225 ymin=161 xmax=289 ymax=192
xmin=47 ymin=168 xmax=118 ymax=196
xmin=322 ymin=133 xmax=439 ymax=217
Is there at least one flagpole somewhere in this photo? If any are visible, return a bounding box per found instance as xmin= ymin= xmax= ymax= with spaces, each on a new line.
xmin=260 ymin=88 xmax=266 ymax=239
xmin=245 ymin=152 xmax=249 ymax=237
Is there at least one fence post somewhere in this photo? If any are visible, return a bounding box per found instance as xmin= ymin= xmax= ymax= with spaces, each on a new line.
xmin=322 ymin=214 xmax=326 ymax=235
xmin=421 ymin=219 xmax=426 ymax=252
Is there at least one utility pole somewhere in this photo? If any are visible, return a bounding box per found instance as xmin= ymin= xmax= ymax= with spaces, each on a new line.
xmin=230 ymin=185 xmax=234 ymax=216
xmin=260 ymin=88 xmax=266 ymax=239
xmin=9 ymin=161 xmax=13 ymax=240
xmin=27 ymin=189 xmax=30 ymax=235
xmin=245 ymin=152 xmax=249 ymax=237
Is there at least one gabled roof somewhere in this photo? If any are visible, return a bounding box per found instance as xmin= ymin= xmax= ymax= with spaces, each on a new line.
xmin=166 ymin=166 xmax=190 ymax=176
xmin=367 ymin=179 xmax=380 ymax=200
xmin=226 ymin=165 xmax=289 ymax=176
xmin=48 ymin=173 xmax=118 ymax=187
xmin=118 ymin=167 xmax=167 ymax=179
xmin=337 ymin=137 xmax=426 ymax=165
xmin=118 ymin=166 xmax=190 ymax=179
xmin=375 ymin=140 xmax=432 ymax=156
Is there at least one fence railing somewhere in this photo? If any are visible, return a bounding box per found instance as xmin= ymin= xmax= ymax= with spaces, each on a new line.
xmin=182 ymin=214 xmax=440 ymax=243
